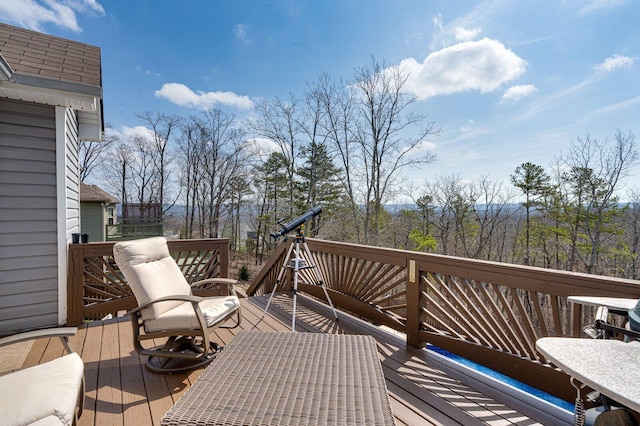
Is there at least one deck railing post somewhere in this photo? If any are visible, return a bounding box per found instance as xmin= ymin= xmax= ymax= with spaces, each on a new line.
xmin=66 ymin=243 xmax=85 ymax=326
xmin=219 ymin=240 xmax=230 ymax=278
xmin=571 ymin=302 xmax=583 ymax=338
xmin=406 ymin=259 xmax=425 ymax=348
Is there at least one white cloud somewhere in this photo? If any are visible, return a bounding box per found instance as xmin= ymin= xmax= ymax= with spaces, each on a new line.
xmin=583 ymin=94 xmax=640 ymax=121
xmin=121 ymin=125 xmax=154 ymax=139
xmin=67 ymin=0 xmax=105 ymax=15
xmin=515 ymin=54 xmax=633 ymax=121
xmin=460 ymin=119 xmax=475 ymax=132
xmin=502 ymin=84 xmax=538 ymax=102
xmin=0 ymin=0 xmax=104 ymax=32
xmin=579 ymin=0 xmax=628 ymax=16
xmin=416 ymin=140 xmax=438 ymax=152
xmin=105 ymin=125 xmax=154 ymax=144
xmin=430 ymin=1 xmax=504 ymax=49
xmin=235 ymin=23 xmax=251 ymax=44
xmin=245 ymin=137 xmax=279 ymax=160
xmin=455 ymin=27 xmax=481 ymax=41
xmin=107 ymin=125 xmax=153 ymax=142
xmin=595 ymin=54 xmax=634 ymax=72
xmin=135 ymin=66 xmax=161 ymax=77
xmin=155 ymin=83 xmax=254 ymax=110
xmin=400 ymin=38 xmax=527 ymax=100
xmin=430 ymin=14 xmax=444 ymax=50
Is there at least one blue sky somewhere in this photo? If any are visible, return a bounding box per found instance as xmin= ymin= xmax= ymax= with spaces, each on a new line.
xmin=3 ymin=0 xmax=640 ymax=198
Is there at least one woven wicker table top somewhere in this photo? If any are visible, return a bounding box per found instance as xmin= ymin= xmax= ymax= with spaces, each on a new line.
xmin=161 ymin=330 xmax=395 ymax=426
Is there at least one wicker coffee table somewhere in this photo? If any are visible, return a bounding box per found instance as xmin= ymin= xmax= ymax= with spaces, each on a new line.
xmin=161 ymin=330 xmax=395 ymax=426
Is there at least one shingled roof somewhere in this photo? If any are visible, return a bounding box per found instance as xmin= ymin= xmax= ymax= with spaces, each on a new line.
xmin=0 ymin=23 xmax=104 ymax=140
xmin=0 ymin=23 xmax=101 ymax=87
xmin=80 ymin=183 xmax=119 ymax=204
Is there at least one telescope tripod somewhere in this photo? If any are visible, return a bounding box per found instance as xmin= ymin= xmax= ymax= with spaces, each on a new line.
xmin=261 ymin=228 xmax=339 ymax=331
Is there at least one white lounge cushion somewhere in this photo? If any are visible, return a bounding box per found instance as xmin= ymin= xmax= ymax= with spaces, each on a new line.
xmin=144 ymin=295 xmax=240 ymax=333
xmin=113 ymin=237 xmax=192 ymax=320
xmin=0 ymin=353 xmax=84 ymax=426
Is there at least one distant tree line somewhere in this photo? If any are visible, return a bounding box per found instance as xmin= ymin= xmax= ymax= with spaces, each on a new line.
xmin=80 ymin=57 xmax=640 ymax=279
xmin=403 ymin=130 xmax=639 ymax=278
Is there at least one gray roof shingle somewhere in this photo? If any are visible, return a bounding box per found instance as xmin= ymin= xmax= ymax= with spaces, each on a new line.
xmin=80 ymin=183 xmax=119 ymax=203
xmin=0 ymin=23 xmax=101 ymax=88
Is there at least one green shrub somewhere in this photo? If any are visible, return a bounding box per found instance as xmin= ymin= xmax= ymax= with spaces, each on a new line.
xmin=238 ymin=265 xmax=250 ymax=281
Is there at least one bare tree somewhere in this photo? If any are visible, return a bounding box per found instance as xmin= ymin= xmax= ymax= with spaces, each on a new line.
xmin=622 ymin=188 xmax=640 ymax=279
xmin=228 ymin=175 xmax=252 ymax=251
xmin=313 ymin=73 xmax=363 ymax=242
xmin=421 ymin=174 xmax=466 ymax=256
xmin=79 ymin=126 xmax=115 ymax=182
xmin=192 ymin=109 xmax=247 ymax=238
xmin=556 ymin=131 xmax=638 ymax=273
xmin=102 ymin=139 xmax=132 ymax=204
xmin=136 ymin=111 xmax=182 ymax=215
xmin=351 ymin=58 xmax=438 ymax=245
xmin=250 ymin=95 xmax=302 ymax=220
xmin=472 ymin=176 xmax=516 ymax=261
xmin=176 ymin=123 xmax=207 ymax=238
xmin=128 ymin=134 xmax=158 ymax=205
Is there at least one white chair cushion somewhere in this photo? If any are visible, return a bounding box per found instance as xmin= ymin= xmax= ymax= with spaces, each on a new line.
xmin=113 ymin=237 xmax=192 ymax=320
xmin=0 ymin=353 xmax=84 ymax=426
xmin=144 ymin=296 xmax=240 ymax=333
xmin=30 ymin=416 xmax=70 ymax=425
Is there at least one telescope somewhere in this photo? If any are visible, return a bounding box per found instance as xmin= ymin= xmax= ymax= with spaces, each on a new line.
xmin=271 ymin=206 xmax=322 ymax=238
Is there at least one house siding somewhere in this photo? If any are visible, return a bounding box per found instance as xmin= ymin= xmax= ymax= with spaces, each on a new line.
xmin=65 ymin=108 xmax=80 ymax=234
xmin=81 ymin=202 xmax=104 ymax=242
xmin=0 ymin=99 xmax=59 ymax=333
xmin=58 ymin=107 xmax=80 ymax=324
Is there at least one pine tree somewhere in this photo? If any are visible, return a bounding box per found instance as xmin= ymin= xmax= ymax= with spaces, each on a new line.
xmin=511 ymin=162 xmax=552 ymax=265
xmin=297 ymin=141 xmax=344 ymax=236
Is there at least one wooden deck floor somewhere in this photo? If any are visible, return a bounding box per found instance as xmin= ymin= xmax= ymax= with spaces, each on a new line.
xmin=22 ymin=294 xmax=546 ymax=425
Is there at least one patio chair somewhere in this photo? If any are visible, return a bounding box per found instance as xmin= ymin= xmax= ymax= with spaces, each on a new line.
xmin=0 ymin=327 xmax=84 ymax=425
xmin=113 ymin=237 xmax=241 ymax=373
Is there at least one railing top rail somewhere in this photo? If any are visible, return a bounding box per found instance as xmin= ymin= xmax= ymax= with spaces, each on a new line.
xmin=69 ymin=238 xmax=230 ymax=254
xmin=305 ymin=238 xmax=640 ymax=297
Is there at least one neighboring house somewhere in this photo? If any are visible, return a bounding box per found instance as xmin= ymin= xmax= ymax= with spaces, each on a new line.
xmin=0 ymin=23 xmax=103 ymax=334
xmin=80 ymin=182 xmax=119 ymax=242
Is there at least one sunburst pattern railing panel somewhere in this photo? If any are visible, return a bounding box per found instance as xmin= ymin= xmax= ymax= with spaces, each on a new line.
xmin=421 ymin=273 xmax=560 ymax=361
xmin=314 ymin=251 xmax=408 ymax=314
xmin=247 ymin=237 xmax=640 ymax=363
xmin=67 ymin=239 xmax=230 ymax=324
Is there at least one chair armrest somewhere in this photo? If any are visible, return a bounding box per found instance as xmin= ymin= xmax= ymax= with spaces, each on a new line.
xmin=191 ymin=278 xmax=237 ymax=288
xmin=128 ymin=294 xmax=204 ymax=314
xmin=0 ymin=327 xmax=78 ymax=354
xmin=191 ymin=278 xmax=239 ymax=296
xmin=128 ymin=294 xmax=223 ymax=333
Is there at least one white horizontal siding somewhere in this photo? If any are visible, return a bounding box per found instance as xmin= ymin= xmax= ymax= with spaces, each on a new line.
xmin=59 ymin=107 xmax=80 ymax=324
xmin=0 ymin=99 xmax=59 ymax=333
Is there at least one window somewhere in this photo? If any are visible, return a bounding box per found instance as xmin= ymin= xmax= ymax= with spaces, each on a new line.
xmin=107 ymin=206 xmax=115 ymax=225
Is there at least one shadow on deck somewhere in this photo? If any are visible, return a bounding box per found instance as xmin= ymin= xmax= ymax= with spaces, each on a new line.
xmin=24 ymin=295 xmax=563 ymax=425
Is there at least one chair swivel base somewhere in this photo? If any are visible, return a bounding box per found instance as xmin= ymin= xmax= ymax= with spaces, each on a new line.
xmin=144 ymin=337 xmax=221 ymax=374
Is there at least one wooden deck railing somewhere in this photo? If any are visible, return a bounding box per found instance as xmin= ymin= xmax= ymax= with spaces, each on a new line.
xmin=105 ymin=223 xmax=163 ymax=240
xmin=247 ymin=237 xmax=640 ymax=403
xmin=66 ymin=239 xmax=231 ymax=326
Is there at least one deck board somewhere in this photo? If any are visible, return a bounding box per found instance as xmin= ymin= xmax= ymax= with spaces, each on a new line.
xmin=117 ymin=319 xmax=153 ymax=426
xmin=23 ymin=294 xmax=544 ymax=425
